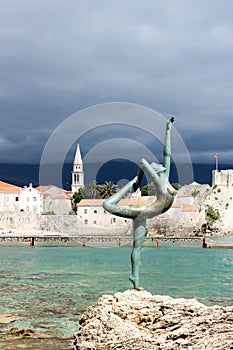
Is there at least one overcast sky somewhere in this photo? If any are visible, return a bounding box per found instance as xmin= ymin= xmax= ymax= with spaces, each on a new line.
xmin=1 ymin=0 xmax=233 ymax=167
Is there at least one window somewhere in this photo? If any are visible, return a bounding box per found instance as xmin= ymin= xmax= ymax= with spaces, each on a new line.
xmin=84 ymin=209 xmax=87 ymax=214
xmin=94 ymin=210 xmax=97 ymax=214
xmin=33 ymin=197 xmax=37 ymax=201
xmin=15 ymin=197 xmax=19 ymax=202
xmin=84 ymin=219 xmax=88 ymax=224
xmin=74 ymin=174 xmax=80 ymax=183
xmin=93 ymin=220 xmax=97 ymax=224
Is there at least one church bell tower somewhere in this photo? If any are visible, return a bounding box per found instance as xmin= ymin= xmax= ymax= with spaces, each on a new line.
xmin=71 ymin=144 xmax=84 ymax=193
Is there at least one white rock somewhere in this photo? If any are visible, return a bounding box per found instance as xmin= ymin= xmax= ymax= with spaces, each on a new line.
xmin=72 ymin=290 xmax=233 ymax=350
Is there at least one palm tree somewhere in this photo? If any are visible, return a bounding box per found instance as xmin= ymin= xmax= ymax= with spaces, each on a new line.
xmin=83 ymin=181 xmax=100 ymax=199
xmin=97 ymin=181 xmax=117 ymax=199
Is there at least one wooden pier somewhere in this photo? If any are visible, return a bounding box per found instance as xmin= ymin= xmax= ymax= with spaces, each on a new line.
xmin=0 ymin=234 xmax=133 ymax=246
xmin=0 ymin=233 xmax=203 ymax=247
xmin=146 ymin=236 xmax=203 ymax=242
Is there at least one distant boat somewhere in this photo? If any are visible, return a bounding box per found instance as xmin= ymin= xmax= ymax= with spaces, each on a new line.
xmin=203 ymin=238 xmax=233 ymax=249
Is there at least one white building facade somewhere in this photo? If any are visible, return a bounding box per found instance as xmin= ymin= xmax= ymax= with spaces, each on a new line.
xmin=212 ymin=169 xmax=233 ymax=187
xmin=19 ymin=183 xmax=42 ymax=214
xmin=37 ymin=185 xmax=72 ymax=215
xmin=0 ymin=181 xmax=42 ymax=214
xmin=77 ymin=199 xmax=130 ymax=227
xmin=0 ymin=181 xmax=21 ymax=212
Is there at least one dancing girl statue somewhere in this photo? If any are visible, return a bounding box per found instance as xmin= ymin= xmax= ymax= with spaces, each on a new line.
xmin=103 ymin=116 xmax=176 ymax=290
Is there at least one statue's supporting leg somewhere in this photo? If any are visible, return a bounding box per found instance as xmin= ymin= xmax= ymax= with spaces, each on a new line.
xmin=129 ymin=216 xmax=146 ymax=290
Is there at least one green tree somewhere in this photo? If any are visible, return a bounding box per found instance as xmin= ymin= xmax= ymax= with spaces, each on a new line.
xmin=97 ymin=181 xmax=117 ymax=199
xmin=172 ymin=183 xmax=182 ymax=190
xmin=41 ymin=211 xmax=56 ymax=215
xmin=206 ymin=205 xmax=220 ymax=224
xmin=141 ymin=184 xmax=149 ymax=196
xmin=141 ymin=182 xmax=156 ymax=196
xmin=72 ymin=188 xmax=84 ymax=214
xmin=142 ymin=182 xmax=179 ymax=196
xmin=191 ymin=188 xmax=200 ymax=197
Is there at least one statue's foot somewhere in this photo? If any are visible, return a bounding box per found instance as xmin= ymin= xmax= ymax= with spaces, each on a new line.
xmin=166 ymin=116 xmax=175 ymax=131
xmin=127 ymin=176 xmax=139 ymax=193
xmin=136 ymin=286 xmax=144 ymax=291
xmin=168 ymin=115 xmax=175 ymax=123
xmin=129 ymin=274 xmax=139 ymax=289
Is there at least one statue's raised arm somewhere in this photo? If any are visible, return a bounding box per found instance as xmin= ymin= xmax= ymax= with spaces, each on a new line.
xmin=163 ymin=115 xmax=175 ymax=179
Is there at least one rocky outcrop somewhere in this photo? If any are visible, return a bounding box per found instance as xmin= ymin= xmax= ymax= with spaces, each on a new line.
xmin=5 ymin=327 xmax=48 ymax=338
xmin=72 ymin=290 xmax=233 ymax=350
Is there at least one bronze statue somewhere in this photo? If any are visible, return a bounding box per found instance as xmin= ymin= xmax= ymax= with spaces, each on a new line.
xmin=103 ymin=116 xmax=176 ymax=290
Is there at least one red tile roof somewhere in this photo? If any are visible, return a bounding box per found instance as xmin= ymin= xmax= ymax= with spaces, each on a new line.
xmin=171 ymin=201 xmax=183 ymax=208
xmin=78 ymin=199 xmax=104 ymax=206
xmin=36 ymin=186 xmax=49 ymax=192
xmin=78 ymin=196 xmax=154 ymax=207
xmin=0 ymin=181 xmax=21 ymax=193
xmin=182 ymin=205 xmax=197 ymax=212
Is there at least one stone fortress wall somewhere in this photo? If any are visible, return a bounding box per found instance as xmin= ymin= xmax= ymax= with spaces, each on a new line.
xmin=0 ymin=211 xmax=131 ymax=236
xmin=205 ymin=170 xmax=233 ymax=232
xmin=213 ymin=169 xmax=233 ymax=187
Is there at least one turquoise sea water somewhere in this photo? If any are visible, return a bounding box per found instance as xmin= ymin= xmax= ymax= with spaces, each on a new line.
xmin=0 ymin=238 xmax=233 ymax=349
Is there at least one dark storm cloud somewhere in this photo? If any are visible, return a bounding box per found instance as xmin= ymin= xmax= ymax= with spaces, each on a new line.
xmin=0 ymin=0 xmax=233 ymax=164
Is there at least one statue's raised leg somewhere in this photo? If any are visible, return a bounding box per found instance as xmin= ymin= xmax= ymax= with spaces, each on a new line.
xmin=103 ymin=176 xmax=138 ymax=219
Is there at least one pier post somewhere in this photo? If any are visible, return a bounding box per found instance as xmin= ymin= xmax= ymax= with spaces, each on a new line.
xmin=30 ymin=237 xmax=35 ymax=247
xmin=202 ymin=237 xmax=207 ymax=248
